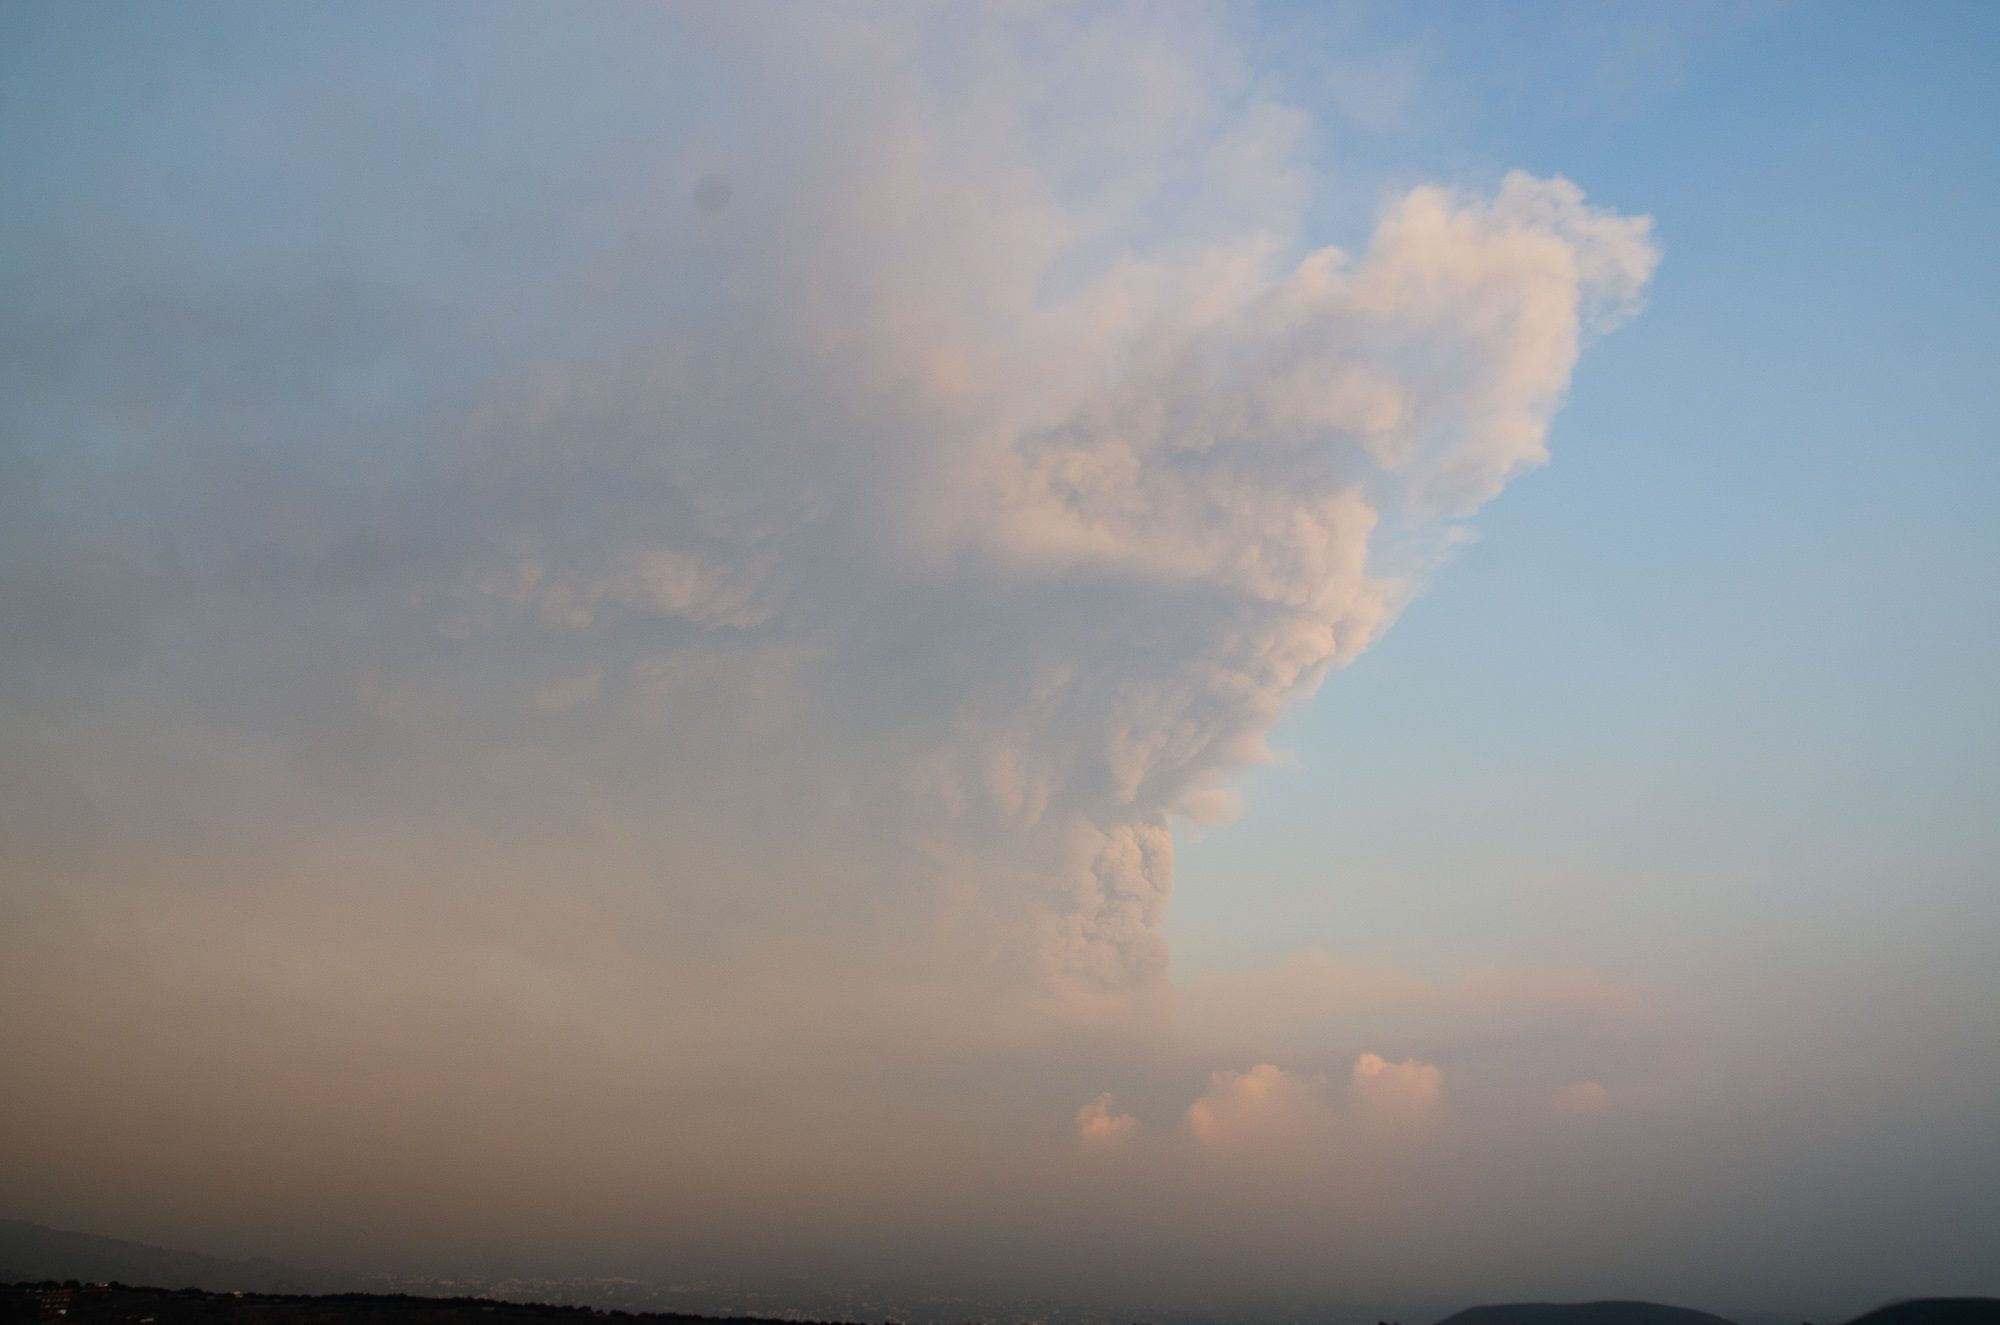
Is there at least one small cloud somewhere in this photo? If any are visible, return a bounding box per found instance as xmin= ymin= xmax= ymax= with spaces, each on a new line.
xmin=1552 ymin=1079 xmax=1610 ymax=1120
xmin=1185 ymin=1063 xmax=1331 ymax=1149
xmin=1075 ymin=1092 xmax=1138 ymax=1146
xmin=1347 ymin=1051 xmax=1443 ymax=1121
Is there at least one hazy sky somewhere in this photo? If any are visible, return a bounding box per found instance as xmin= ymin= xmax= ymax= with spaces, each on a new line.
xmin=2 ymin=3 xmax=1996 ymax=1322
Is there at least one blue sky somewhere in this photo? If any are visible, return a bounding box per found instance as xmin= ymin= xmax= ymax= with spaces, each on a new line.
xmin=1175 ymin=0 xmax=2000 ymax=982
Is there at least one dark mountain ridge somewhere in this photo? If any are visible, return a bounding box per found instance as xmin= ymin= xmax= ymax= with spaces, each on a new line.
xmin=4 ymin=1221 xmax=1995 ymax=1325
xmin=1841 ymin=1303 xmax=2000 ymax=1325
xmin=1435 ymin=1302 xmax=1743 ymax=1325
xmin=0 ymin=1222 xmax=330 ymax=1296
xmin=1435 ymin=1301 xmax=2000 ymax=1325
xmin=0 ymin=1283 xmax=828 ymax=1325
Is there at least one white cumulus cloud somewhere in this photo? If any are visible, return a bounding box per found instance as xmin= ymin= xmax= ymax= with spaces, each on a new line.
xmin=1075 ymin=1092 xmax=1139 ymax=1146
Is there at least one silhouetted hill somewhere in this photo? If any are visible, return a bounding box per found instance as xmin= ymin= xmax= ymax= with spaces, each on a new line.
xmin=0 ymin=1222 xmax=331 ymax=1295
xmin=1843 ymin=1302 xmax=2000 ymax=1325
xmin=1435 ymin=1302 xmax=1742 ymax=1325
xmin=0 ymin=1283 xmax=825 ymax=1325
xmin=4 ymin=1243 xmax=1993 ymax=1325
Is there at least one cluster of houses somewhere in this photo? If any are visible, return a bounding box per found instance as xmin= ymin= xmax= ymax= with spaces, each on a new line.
xmin=28 ymin=1283 xmax=152 ymax=1323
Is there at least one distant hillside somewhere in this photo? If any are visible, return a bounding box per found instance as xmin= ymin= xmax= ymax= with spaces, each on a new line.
xmin=1432 ymin=1301 xmax=2000 ymax=1325
xmin=0 ymin=1283 xmax=821 ymax=1325
xmin=1843 ymin=1302 xmax=2000 ymax=1325
xmin=1435 ymin=1302 xmax=1743 ymax=1325
xmin=0 ymin=1221 xmax=329 ymax=1294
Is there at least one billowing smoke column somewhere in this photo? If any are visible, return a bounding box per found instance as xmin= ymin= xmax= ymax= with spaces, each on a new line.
xmin=0 ymin=3 xmax=1657 ymax=1285
xmin=441 ymin=59 xmax=1658 ymax=999
xmin=0 ymin=6 xmax=1655 ymax=1006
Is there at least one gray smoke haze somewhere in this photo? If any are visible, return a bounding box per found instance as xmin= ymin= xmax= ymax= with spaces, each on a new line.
xmin=5 ymin=4 xmax=1993 ymax=1321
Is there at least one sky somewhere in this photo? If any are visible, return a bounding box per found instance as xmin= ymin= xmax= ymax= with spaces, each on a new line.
xmin=1 ymin=3 xmax=1996 ymax=1322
